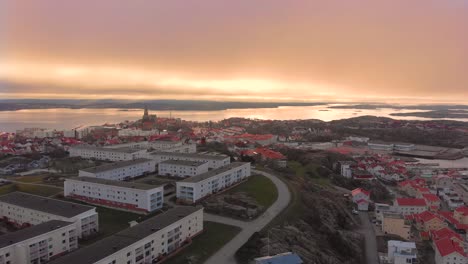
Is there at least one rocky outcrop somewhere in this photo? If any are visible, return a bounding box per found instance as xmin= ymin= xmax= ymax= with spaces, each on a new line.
xmin=203 ymin=192 xmax=264 ymax=220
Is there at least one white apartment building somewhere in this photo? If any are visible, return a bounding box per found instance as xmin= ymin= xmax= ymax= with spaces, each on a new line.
xmin=69 ymin=146 xmax=147 ymax=161
xmin=0 ymin=220 xmax=78 ymax=264
xmin=78 ymin=158 xmax=156 ymax=180
xmin=394 ymin=198 xmax=427 ymax=216
xmin=176 ymin=162 xmax=251 ymax=203
xmin=105 ymin=141 xmax=196 ymax=153
xmin=49 ymin=207 xmax=204 ymax=264
xmin=0 ymin=192 xmax=98 ymax=238
xmin=340 ymin=161 xmax=354 ymax=178
xmin=386 ymin=240 xmax=417 ymax=264
xmin=158 ymin=160 xmax=209 ymax=178
xmin=117 ymin=129 xmax=159 ymax=137
xmin=151 ymin=152 xmax=230 ymax=169
xmin=64 ymin=177 xmax=164 ymax=214
xmin=32 ymin=129 xmax=57 ymax=139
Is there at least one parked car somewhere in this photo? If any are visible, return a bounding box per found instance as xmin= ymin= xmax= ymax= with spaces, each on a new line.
xmin=352 ymin=209 xmax=359 ymax=215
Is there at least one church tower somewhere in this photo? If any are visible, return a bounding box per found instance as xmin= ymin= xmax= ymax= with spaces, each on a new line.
xmin=143 ymin=105 xmax=149 ymax=121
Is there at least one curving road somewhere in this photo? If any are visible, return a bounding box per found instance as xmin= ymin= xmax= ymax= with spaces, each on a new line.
xmin=204 ymin=169 xmax=291 ymax=264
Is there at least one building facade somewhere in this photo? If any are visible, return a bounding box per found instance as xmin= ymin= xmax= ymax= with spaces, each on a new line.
xmin=434 ymin=237 xmax=467 ymax=264
xmin=0 ymin=192 xmax=98 ymax=238
xmin=176 ymin=162 xmax=251 ymax=203
xmin=0 ymin=220 xmax=78 ymax=264
xmin=150 ymin=152 xmax=230 ymax=169
xmin=394 ymin=198 xmax=427 ymax=216
xmin=49 ymin=207 xmax=204 ymax=264
xmin=105 ymin=141 xmax=196 ymax=154
xmin=158 ymin=160 xmax=209 ymax=178
xmin=78 ymin=159 xmax=156 ymax=180
xmin=69 ymin=146 xmax=147 ymax=161
xmin=387 ymin=240 xmax=417 ymax=264
xmin=64 ymin=177 xmax=164 ymax=214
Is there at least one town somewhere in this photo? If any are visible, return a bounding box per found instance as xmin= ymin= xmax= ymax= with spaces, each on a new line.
xmin=0 ymin=108 xmax=467 ymax=264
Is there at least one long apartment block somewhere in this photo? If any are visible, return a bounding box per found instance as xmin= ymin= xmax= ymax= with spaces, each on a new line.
xmin=69 ymin=146 xmax=147 ymax=161
xmin=78 ymin=158 xmax=156 ymax=180
xmin=176 ymin=162 xmax=251 ymax=203
xmin=158 ymin=160 xmax=209 ymax=177
xmin=150 ymin=152 xmax=230 ymax=169
xmin=0 ymin=192 xmax=98 ymax=238
xmin=0 ymin=220 xmax=78 ymax=264
xmin=64 ymin=177 xmax=164 ymax=214
xmin=105 ymin=141 xmax=197 ymax=153
xmin=49 ymin=206 xmax=203 ymax=264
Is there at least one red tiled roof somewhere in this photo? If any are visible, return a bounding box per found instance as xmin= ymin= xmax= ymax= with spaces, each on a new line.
xmin=412 ymin=211 xmax=443 ymax=224
xmin=455 ymin=206 xmax=468 ymax=216
xmin=431 ymin=227 xmax=463 ymax=243
xmin=351 ymin=188 xmax=371 ymax=197
xmin=420 ymin=231 xmax=430 ymax=239
xmin=434 ymin=237 xmax=467 ymax=257
xmin=416 ymin=187 xmax=430 ymax=193
xmin=423 ymin=194 xmax=440 ymax=203
xmin=396 ymin=198 xmax=427 ymax=207
xmin=356 ymin=199 xmax=369 ymax=204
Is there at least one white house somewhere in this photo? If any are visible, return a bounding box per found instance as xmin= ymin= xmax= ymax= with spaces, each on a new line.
xmin=340 ymin=161 xmax=355 ymax=178
xmin=0 ymin=192 xmax=98 ymax=238
xmin=0 ymin=220 xmax=79 ymax=264
xmin=158 ymin=160 xmax=209 ymax=177
xmin=394 ymin=198 xmax=427 ymax=216
xmin=48 ymin=207 xmax=204 ymax=264
xmin=69 ymin=146 xmax=147 ymax=161
xmin=150 ymin=152 xmax=230 ymax=169
xmin=64 ymin=177 xmax=164 ymax=214
xmin=434 ymin=237 xmax=467 ymax=264
xmin=387 ymin=240 xmax=417 ymax=264
xmin=176 ymin=162 xmax=251 ymax=203
xmin=78 ymin=158 xmax=156 ymax=180
xmin=351 ymin=188 xmax=371 ymax=211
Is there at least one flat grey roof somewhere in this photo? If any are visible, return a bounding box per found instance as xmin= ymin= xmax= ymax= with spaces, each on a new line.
xmin=159 ymin=160 xmax=207 ymax=167
xmin=151 ymin=151 xmax=229 ymax=161
xmin=0 ymin=220 xmax=74 ymax=249
xmin=181 ymin=162 xmax=249 ymax=183
xmin=0 ymin=192 xmax=95 ymax=218
xmin=80 ymin=158 xmax=153 ymax=174
xmin=69 ymin=177 xmax=163 ymax=190
xmin=72 ymin=145 xmax=144 ymax=154
xmin=49 ymin=206 xmax=202 ymax=264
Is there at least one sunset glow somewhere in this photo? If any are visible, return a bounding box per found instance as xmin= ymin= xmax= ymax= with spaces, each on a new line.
xmin=2 ymin=0 xmax=468 ymax=102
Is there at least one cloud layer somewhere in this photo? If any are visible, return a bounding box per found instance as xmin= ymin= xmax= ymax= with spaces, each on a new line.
xmin=2 ymin=0 xmax=468 ymax=102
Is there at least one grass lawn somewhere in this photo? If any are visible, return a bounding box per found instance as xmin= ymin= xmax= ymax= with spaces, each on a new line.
xmin=165 ymin=221 xmax=241 ymax=264
xmin=265 ymin=173 xmax=305 ymax=228
xmin=16 ymin=184 xmax=62 ymax=196
xmin=288 ymin=161 xmax=306 ymax=177
xmin=0 ymin=183 xmax=61 ymax=197
xmin=80 ymin=206 xmax=141 ymax=245
xmin=0 ymin=184 xmax=15 ymax=196
xmin=13 ymin=175 xmax=47 ymax=183
xmin=226 ymin=174 xmax=278 ymax=208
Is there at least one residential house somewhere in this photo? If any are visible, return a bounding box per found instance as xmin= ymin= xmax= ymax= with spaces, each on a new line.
xmin=351 ymin=188 xmax=371 ymax=211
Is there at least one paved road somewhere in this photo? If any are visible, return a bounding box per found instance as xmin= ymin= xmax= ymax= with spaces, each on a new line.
xmin=358 ymin=212 xmax=379 ymax=264
xmin=204 ymin=169 xmax=291 ymax=264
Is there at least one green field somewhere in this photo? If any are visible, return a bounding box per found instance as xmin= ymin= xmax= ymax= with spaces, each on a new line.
xmin=0 ymin=183 xmax=61 ymax=197
xmin=48 ymin=196 xmax=142 ymax=245
xmin=165 ymin=221 xmax=241 ymax=264
xmin=226 ymin=174 xmax=278 ymax=208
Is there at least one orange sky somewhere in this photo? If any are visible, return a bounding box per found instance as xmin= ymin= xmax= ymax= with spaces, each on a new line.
xmin=2 ymin=0 xmax=468 ymax=103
